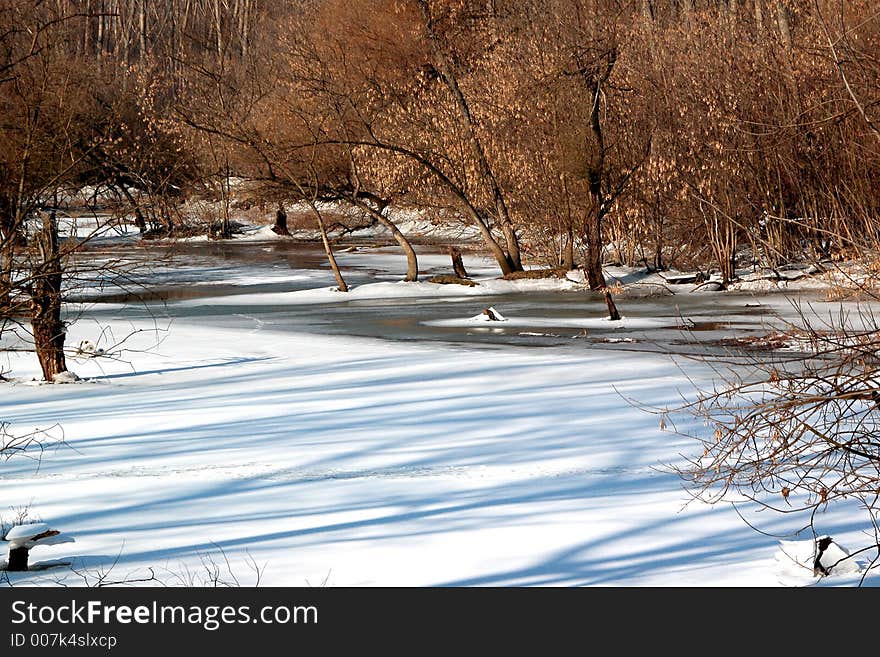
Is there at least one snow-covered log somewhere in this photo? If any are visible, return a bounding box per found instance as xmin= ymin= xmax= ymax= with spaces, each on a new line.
xmin=3 ymin=522 xmax=75 ymax=572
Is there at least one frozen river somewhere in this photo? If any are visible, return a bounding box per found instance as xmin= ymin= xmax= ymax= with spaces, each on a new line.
xmin=4 ymin=233 xmax=871 ymax=587
xmin=69 ymin=237 xmax=812 ymax=357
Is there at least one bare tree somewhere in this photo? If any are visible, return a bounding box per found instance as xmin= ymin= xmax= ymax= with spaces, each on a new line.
xmin=664 ymin=306 xmax=880 ymax=582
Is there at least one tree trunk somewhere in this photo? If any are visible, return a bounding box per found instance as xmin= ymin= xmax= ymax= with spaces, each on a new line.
xmin=500 ymin=223 xmax=522 ymax=271
xmin=134 ymin=207 xmax=147 ymax=234
xmin=581 ymin=49 xmax=618 ymax=291
xmin=604 ymin=288 xmax=621 ymax=321
xmin=30 ymin=211 xmax=67 ymax=381
xmin=653 ymin=214 xmax=665 ymax=271
xmin=563 ymin=225 xmax=575 ymax=270
xmin=6 ymin=546 xmax=28 ymax=571
xmin=309 ymin=205 xmax=348 ymax=292
xmin=272 ymin=205 xmax=291 ymax=236
xmin=776 ymin=1 xmax=792 ymax=50
xmin=469 ymin=209 xmax=515 ymax=275
xmin=0 ymin=196 xmax=25 ymax=247
xmin=213 ymin=0 xmax=224 ymax=58
xmin=350 ymin=198 xmax=419 ymax=282
xmin=755 ymin=0 xmax=765 ymax=38
xmin=585 ymin=206 xmax=607 ymax=290
xmin=139 ymin=0 xmax=148 ymax=57
xmin=116 ymin=183 xmax=146 ymax=233
xmin=0 ymin=197 xmax=13 ymax=311
xmin=0 ymin=195 xmax=13 ymax=243
xmin=449 ymin=246 xmax=469 ymax=278
xmin=0 ymin=256 xmax=11 ymax=312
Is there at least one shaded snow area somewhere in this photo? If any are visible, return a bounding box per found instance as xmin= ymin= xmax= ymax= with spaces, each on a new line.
xmin=3 ymin=315 xmax=875 ymax=587
xmin=4 ymin=239 xmax=879 ymax=587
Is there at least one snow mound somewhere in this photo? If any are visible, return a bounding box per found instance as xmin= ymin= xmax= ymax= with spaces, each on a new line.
xmin=471 ymin=307 xmax=507 ymax=322
xmin=775 ymin=536 xmax=862 ymax=583
xmin=232 ymin=224 xmax=291 ymax=241
xmin=4 ymin=522 xmax=51 ymax=542
xmin=51 ymin=371 xmax=81 ymax=384
xmin=4 ymin=522 xmax=75 ymax=551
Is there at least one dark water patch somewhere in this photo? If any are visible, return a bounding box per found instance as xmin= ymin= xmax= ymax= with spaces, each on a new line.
xmin=66 ymin=283 xmax=285 ymax=305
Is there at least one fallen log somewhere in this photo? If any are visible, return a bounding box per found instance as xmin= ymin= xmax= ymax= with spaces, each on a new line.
xmin=427 ymin=275 xmax=478 ymax=287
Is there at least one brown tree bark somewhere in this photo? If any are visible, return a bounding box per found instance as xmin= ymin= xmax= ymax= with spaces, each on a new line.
xmin=585 ymin=202 xmax=607 ymax=289
xmin=561 ymin=225 xmax=574 ymax=271
xmin=0 ymin=197 xmax=14 ymax=311
xmin=272 ymin=204 xmax=291 ymax=236
xmin=350 ymin=197 xmax=419 ymax=282
xmin=115 ymin=183 xmax=147 ymax=233
xmin=582 ymin=49 xmax=617 ymax=290
xmin=133 ymin=207 xmax=147 ymax=234
xmin=30 ymin=211 xmax=67 ymax=381
xmin=0 ymin=256 xmax=12 ymax=312
xmin=776 ymin=1 xmax=792 ymax=50
xmin=449 ymin=246 xmax=469 ymax=279
xmin=604 ymin=288 xmax=621 ymax=321
xmin=307 ymin=205 xmax=348 ymax=292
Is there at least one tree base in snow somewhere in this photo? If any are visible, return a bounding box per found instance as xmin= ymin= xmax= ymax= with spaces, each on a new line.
xmin=603 ymin=289 xmax=621 ymax=321
xmin=6 ymin=547 xmax=29 ymax=571
xmin=51 ymin=371 xmax=81 ymax=384
xmin=272 ymin=207 xmax=291 ymax=236
xmin=449 ymin=246 xmax=469 ymax=279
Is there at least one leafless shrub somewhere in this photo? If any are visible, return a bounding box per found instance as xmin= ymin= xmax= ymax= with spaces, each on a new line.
xmin=0 ymin=506 xmax=39 ymax=541
xmin=63 ymin=544 xmax=265 ymax=588
xmin=659 ymin=303 xmax=880 ymax=584
xmin=161 ymin=546 xmax=266 ymax=588
xmin=0 ymin=422 xmax=63 ymax=467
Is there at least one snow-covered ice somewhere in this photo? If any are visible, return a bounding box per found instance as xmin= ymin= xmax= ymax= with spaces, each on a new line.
xmin=167 ymin=277 xmax=582 ymax=308
xmin=4 ymin=313 xmax=874 ymax=587
xmin=3 ymin=244 xmax=878 ymax=587
xmin=426 ymin=313 xmax=669 ymax=329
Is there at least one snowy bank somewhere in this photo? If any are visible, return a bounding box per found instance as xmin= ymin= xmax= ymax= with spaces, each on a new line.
xmin=3 ymin=314 xmax=875 ymax=586
xmin=170 ymin=277 xmax=582 ymax=308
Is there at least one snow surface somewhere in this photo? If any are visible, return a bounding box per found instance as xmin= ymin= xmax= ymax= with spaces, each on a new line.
xmin=169 ymin=277 xmax=582 ymax=308
xmin=4 ymin=311 xmax=876 ymax=587
xmin=3 ymin=244 xmax=878 ymax=586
